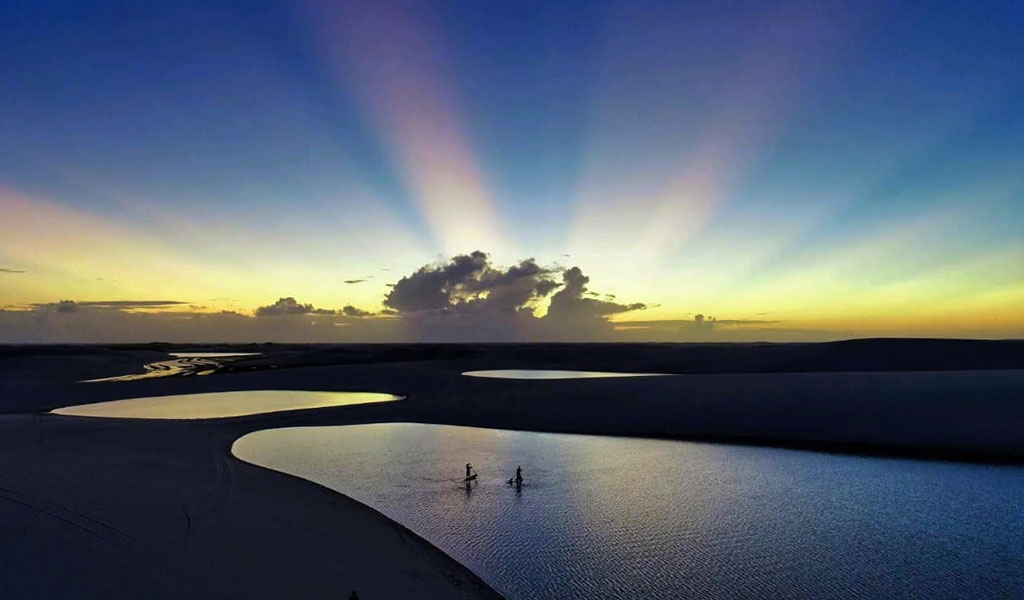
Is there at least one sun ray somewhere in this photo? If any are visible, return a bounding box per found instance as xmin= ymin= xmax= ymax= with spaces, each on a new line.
xmin=569 ymin=3 xmax=836 ymax=266
xmin=303 ymin=0 xmax=506 ymax=256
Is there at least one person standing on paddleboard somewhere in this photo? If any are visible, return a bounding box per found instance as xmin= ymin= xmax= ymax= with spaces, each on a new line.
xmin=515 ymin=465 xmax=523 ymax=485
xmin=466 ymin=463 xmax=474 ymax=479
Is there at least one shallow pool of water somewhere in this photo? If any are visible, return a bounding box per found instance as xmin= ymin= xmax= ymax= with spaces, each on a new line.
xmin=52 ymin=390 xmax=400 ymax=419
xmin=233 ymin=423 xmax=1024 ymax=600
xmin=463 ymin=369 xmax=667 ymax=379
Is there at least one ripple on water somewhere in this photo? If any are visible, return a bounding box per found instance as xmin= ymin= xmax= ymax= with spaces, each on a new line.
xmin=233 ymin=423 xmax=1024 ymax=600
xmin=51 ymin=390 xmax=401 ymax=419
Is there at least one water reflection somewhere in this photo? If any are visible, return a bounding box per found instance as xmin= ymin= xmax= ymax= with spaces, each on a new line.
xmin=463 ymin=369 xmax=668 ymax=379
xmin=83 ymin=352 xmax=260 ymax=382
xmin=233 ymin=423 xmax=1024 ymax=600
xmin=52 ymin=390 xmax=400 ymax=419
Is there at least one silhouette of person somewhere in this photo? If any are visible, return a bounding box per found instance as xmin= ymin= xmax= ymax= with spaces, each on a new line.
xmin=515 ymin=465 xmax=523 ymax=485
xmin=465 ymin=463 xmax=473 ymax=479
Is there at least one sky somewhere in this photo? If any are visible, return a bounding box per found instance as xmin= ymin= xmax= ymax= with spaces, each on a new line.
xmin=1 ymin=0 xmax=1022 ymax=342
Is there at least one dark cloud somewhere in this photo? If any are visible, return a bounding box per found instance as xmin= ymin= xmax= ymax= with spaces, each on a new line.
xmin=255 ymin=297 xmax=335 ymax=317
xmin=384 ymin=251 xmax=488 ymax=312
xmin=344 ymin=279 xmax=367 ymax=284
xmin=380 ymin=252 xmax=647 ymax=341
xmin=0 ymin=268 xmax=26 ymax=274
xmin=545 ymin=267 xmax=645 ymax=323
xmin=80 ymin=300 xmax=186 ymax=308
xmin=341 ymin=305 xmax=372 ymax=317
xmin=384 ymin=251 xmax=560 ymax=315
xmin=536 ymin=279 xmax=561 ymax=297
xmin=32 ymin=300 xmax=188 ymax=312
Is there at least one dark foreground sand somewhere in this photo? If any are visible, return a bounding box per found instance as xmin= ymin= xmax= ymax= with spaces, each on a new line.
xmin=0 ymin=412 xmax=501 ymax=600
xmin=1 ymin=340 xmax=1023 ymax=599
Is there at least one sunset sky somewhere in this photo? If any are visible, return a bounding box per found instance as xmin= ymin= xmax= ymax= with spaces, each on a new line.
xmin=2 ymin=1 xmax=1022 ymax=342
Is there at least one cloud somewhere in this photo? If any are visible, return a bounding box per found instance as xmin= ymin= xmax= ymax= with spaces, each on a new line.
xmin=0 ymin=305 xmax=405 ymax=343
xmin=79 ymin=300 xmax=186 ymax=308
xmin=254 ymin=298 xmax=374 ymax=318
xmin=379 ymin=252 xmax=650 ymax=341
xmin=341 ymin=305 xmax=372 ymax=317
xmin=344 ymin=279 xmax=367 ymax=284
xmin=31 ymin=300 xmax=188 ymax=312
xmin=384 ymin=250 xmax=489 ymax=312
xmin=545 ymin=267 xmax=646 ymax=322
xmin=384 ymin=250 xmax=561 ymax=315
xmin=255 ymin=297 xmax=335 ymax=317
xmin=0 ymin=268 xmax=26 ymax=274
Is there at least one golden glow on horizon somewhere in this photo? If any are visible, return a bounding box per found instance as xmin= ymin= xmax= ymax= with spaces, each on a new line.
xmin=0 ymin=186 xmax=425 ymax=313
xmin=3 ymin=178 xmax=1022 ymax=339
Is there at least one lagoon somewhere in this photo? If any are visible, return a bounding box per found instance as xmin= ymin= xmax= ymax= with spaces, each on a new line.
xmin=233 ymin=423 xmax=1024 ymax=600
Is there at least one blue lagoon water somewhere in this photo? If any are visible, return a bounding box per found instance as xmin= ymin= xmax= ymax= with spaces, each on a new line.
xmin=233 ymin=424 xmax=1024 ymax=600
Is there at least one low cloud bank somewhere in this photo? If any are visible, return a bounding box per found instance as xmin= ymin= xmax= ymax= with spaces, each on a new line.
xmin=255 ymin=297 xmax=332 ymax=317
xmin=254 ymin=297 xmax=377 ymax=318
xmin=29 ymin=300 xmax=189 ymax=313
xmin=0 ymin=251 xmax=801 ymax=343
xmin=342 ymin=305 xmax=372 ymax=317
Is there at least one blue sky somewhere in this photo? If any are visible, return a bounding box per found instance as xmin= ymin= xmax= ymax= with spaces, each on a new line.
xmin=1 ymin=0 xmax=1022 ymax=340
